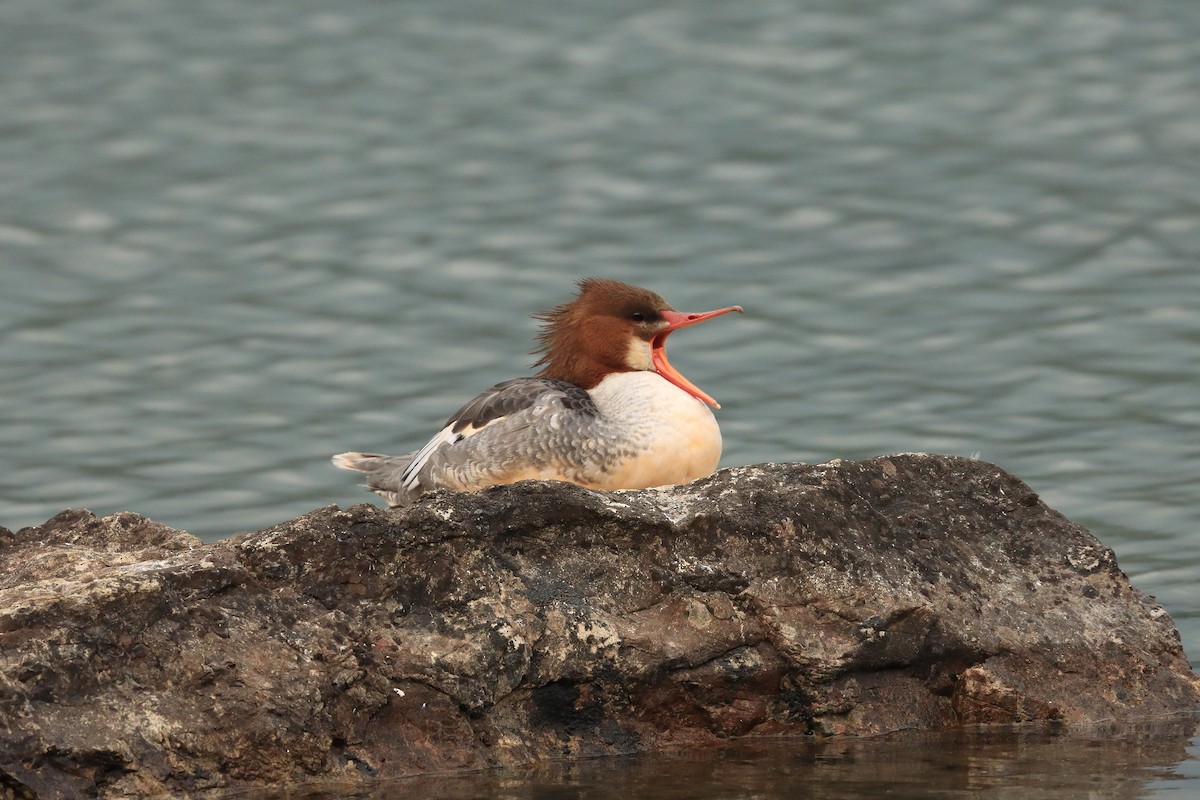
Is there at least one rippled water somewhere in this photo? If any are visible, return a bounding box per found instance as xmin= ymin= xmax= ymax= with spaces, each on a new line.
xmin=2 ymin=0 xmax=1198 ymax=792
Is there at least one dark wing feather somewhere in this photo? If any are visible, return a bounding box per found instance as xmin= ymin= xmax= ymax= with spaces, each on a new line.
xmin=447 ymin=378 xmax=596 ymax=433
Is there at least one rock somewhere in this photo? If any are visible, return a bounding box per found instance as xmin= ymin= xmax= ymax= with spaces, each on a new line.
xmin=1 ymin=455 xmax=1196 ymax=798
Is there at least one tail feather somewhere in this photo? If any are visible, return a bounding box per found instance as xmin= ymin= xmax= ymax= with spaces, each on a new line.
xmin=332 ymin=451 xmax=420 ymax=507
xmin=331 ymin=451 xmax=387 ymax=473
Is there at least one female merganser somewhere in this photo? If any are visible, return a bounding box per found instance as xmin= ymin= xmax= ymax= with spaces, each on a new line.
xmin=332 ymin=278 xmax=742 ymax=506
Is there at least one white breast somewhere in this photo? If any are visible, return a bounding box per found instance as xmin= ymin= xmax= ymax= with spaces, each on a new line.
xmin=583 ymin=371 xmax=723 ymax=490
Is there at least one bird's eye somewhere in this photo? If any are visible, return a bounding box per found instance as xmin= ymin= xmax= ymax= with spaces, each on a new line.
xmin=631 ymin=311 xmax=646 ymax=322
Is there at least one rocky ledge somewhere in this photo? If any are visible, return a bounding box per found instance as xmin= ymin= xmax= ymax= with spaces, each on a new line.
xmin=1 ymin=455 xmax=1197 ymax=798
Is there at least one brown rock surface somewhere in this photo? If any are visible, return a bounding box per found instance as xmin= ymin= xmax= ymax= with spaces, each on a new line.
xmin=1 ymin=455 xmax=1197 ymax=798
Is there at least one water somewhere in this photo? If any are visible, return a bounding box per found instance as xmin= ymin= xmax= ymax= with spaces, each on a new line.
xmin=247 ymin=721 xmax=1200 ymax=800
xmin=2 ymin=0 xmax=1198 ymax=793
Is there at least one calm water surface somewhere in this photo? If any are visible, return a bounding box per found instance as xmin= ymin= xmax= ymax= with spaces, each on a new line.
xmin=2 ymin=0 xmax=1198 ymax=794
xmin=244 ymin=721 xmax=1200 ymax=800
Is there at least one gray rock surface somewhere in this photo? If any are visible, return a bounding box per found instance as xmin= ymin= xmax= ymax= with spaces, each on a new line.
xmin=1 ymin=455 xmax=1197 ymax=798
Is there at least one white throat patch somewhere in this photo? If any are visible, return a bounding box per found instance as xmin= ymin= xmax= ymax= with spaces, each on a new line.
xmin=624 ymin=336 xmax=655 ymax=371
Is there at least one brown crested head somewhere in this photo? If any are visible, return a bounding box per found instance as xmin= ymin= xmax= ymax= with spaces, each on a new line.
xmin=532 ymin=278 xmax=673 ymax=389
xmin=532 ymin=278 xmax=743 ymax=406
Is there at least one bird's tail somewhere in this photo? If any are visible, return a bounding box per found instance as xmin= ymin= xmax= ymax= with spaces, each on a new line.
xmin=332 ymin=451 xmax=379 ymax=472
xmin=331 ymin=451 xmax=414 ymax=474
xmin=332 ymin=451 xmax=420 ymax=507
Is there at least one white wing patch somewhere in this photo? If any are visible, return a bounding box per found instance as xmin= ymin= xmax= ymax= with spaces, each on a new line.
xmin=400 ymin=417 xmax=507 ymax=491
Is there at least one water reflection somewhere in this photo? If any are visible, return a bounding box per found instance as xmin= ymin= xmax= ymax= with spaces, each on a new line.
xmin=244 ymin=716 xmax=1199 ymax=800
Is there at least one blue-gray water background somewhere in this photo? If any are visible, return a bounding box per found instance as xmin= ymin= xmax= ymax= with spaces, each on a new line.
xmin=2 ymin=0 xmax=1198 ymax=795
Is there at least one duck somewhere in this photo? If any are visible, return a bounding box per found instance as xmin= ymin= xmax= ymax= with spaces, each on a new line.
xmin=332 ymin=278 xmax=742 ymax=505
